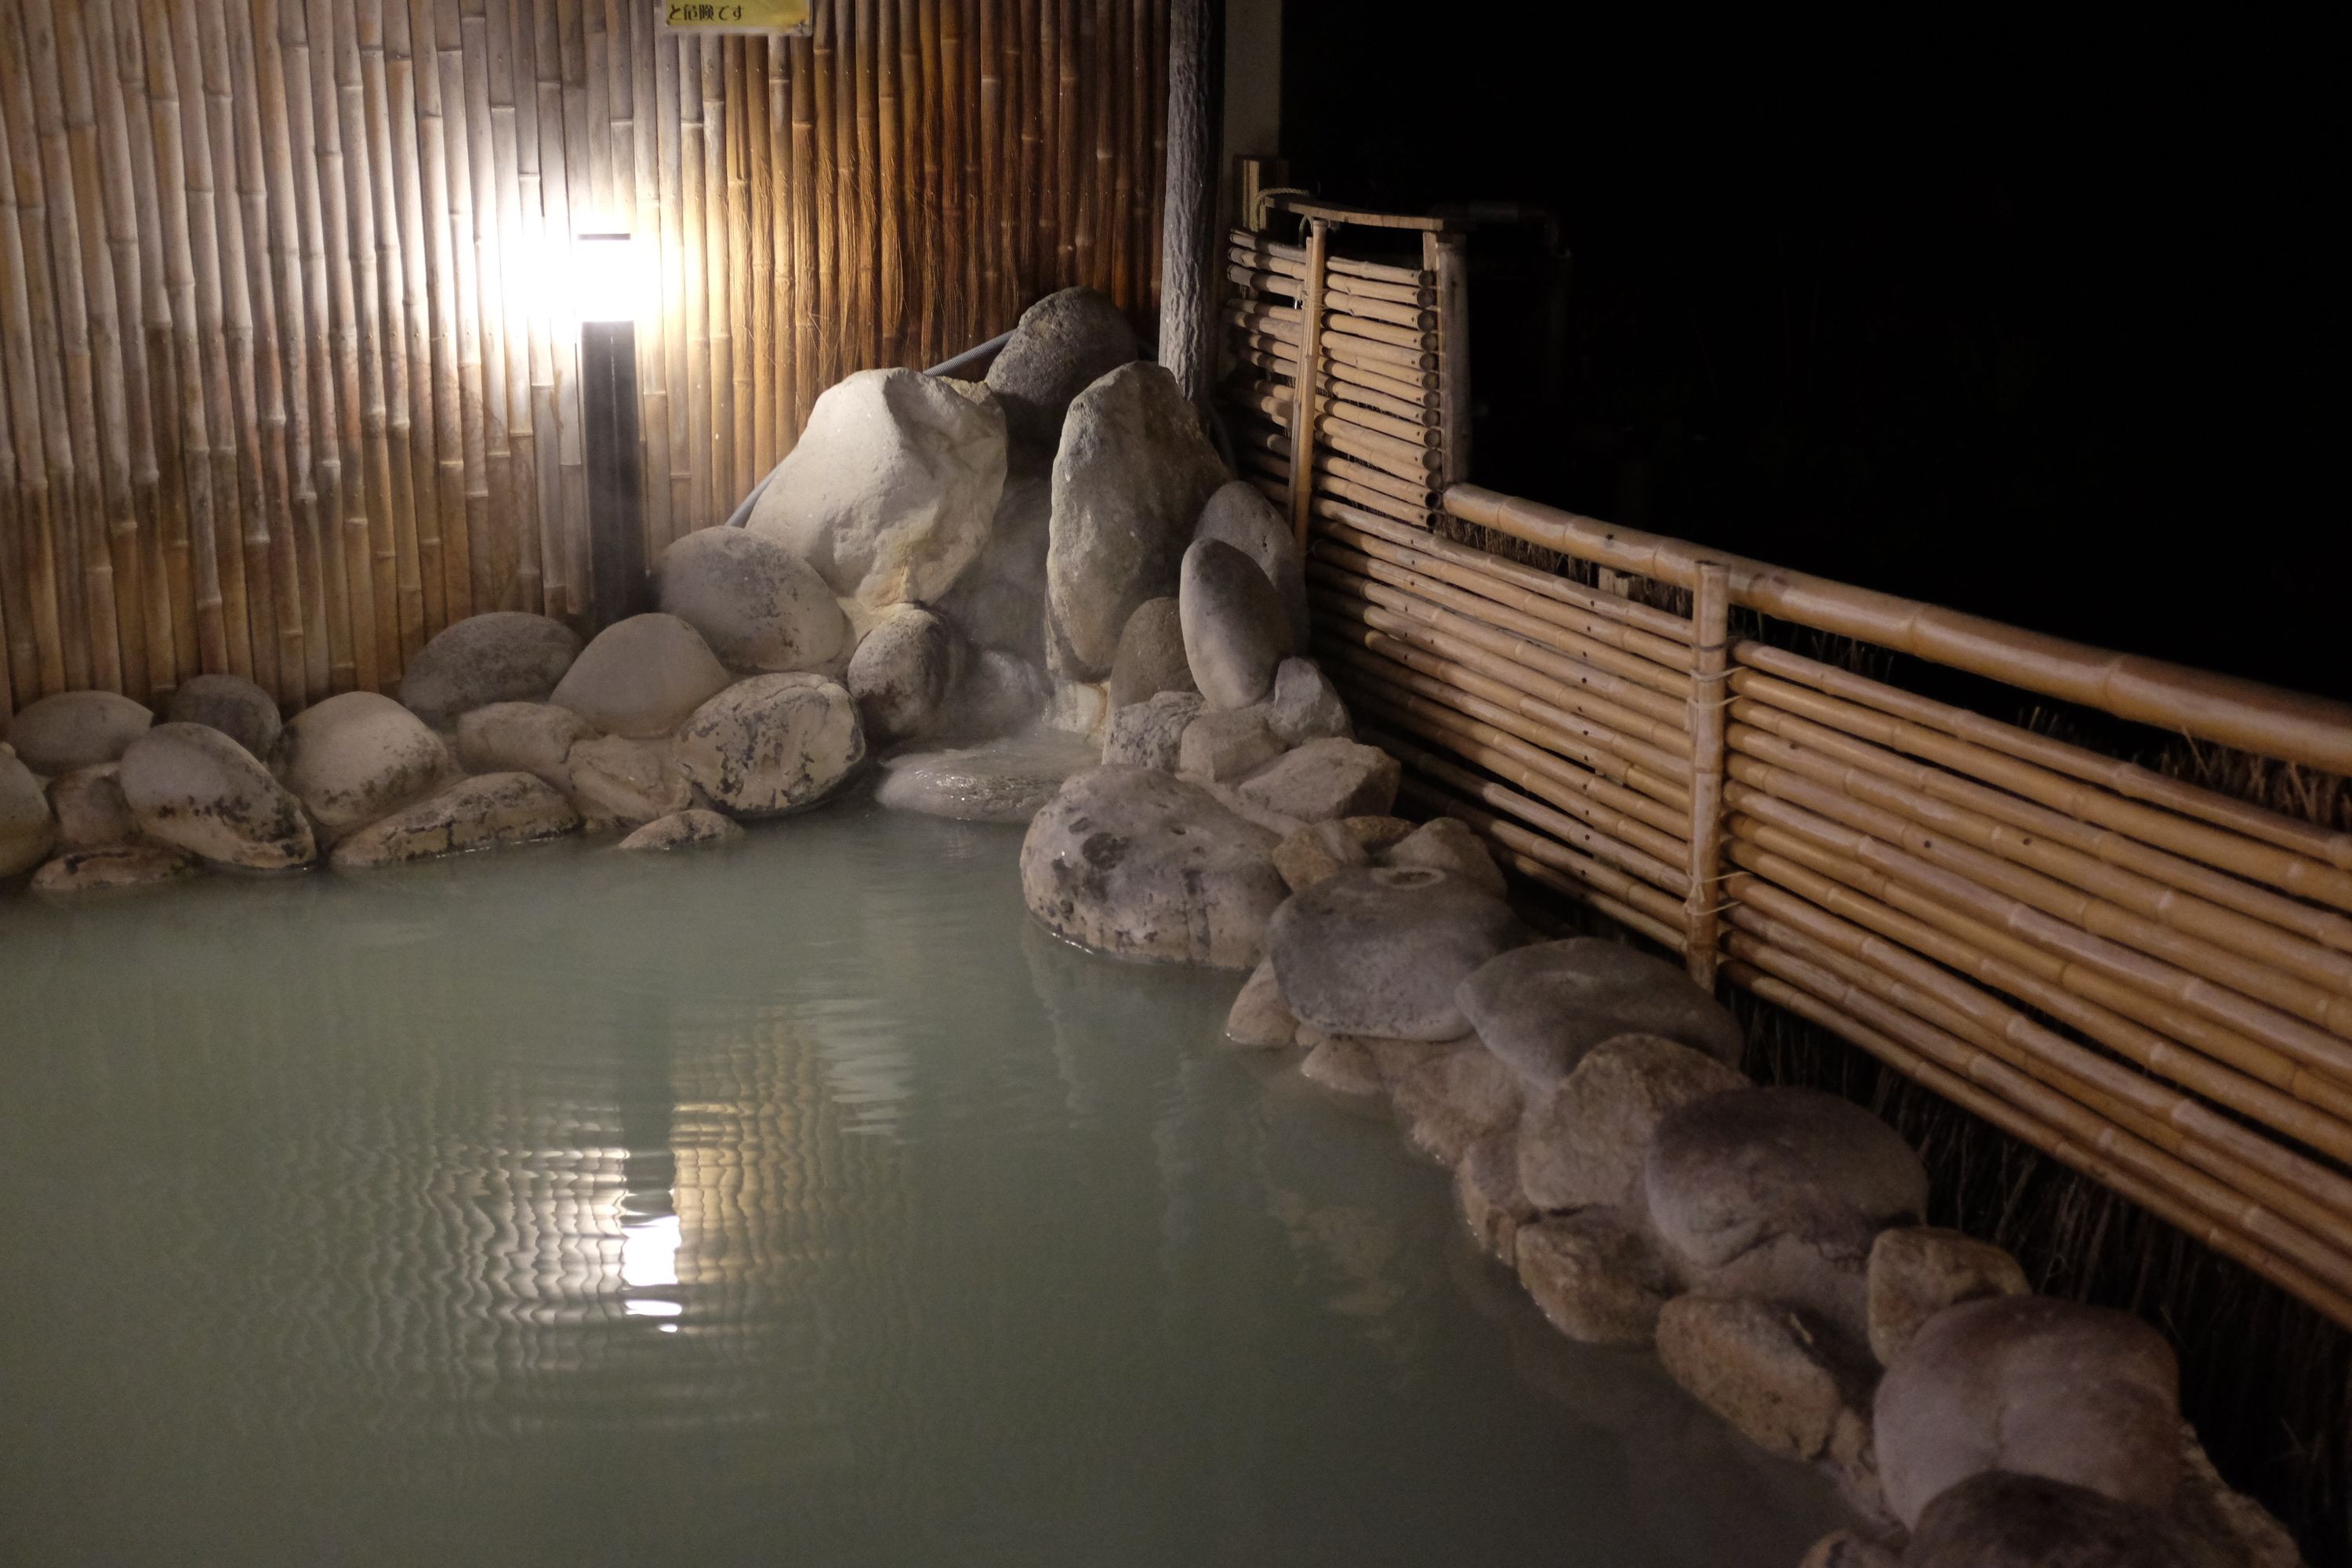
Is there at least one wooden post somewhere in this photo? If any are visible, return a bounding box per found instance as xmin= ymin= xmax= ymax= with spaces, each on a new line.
xmin=1154 ymin=0 xmax=1214 ymax=406
xmin=1683 ymin=561 xmax=1730 ymax=987
xmin=1430 ymin=230 xmax=1470 ymax=495
xmin=1287 ymin=215 xmax=1327 ymax=555
xmin=583 ymin=319 xmax=645 ymax=626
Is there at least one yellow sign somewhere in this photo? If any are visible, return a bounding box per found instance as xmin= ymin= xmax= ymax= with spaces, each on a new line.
xmin=662 ymin=0 xmax=810 ymax=34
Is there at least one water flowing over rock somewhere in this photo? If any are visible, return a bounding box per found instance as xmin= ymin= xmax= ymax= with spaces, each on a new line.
xmin=1232 ymin=736 xmax=1399 ymax=822
xmin=1105 ymin=597 xmax=1197 ymax=710
xmin=1875 ymin=1294 xmax=2182 ymax=1529
xmin=983 ymin=285 xmax=1142 ymax=451
xmin=1518 ymin=1033 xmax=1749 ymax=1214
xmin=551 ymin=613 xmax=732 ymax=738
xmin=165 ymin=673 xmax=283 ymax=759
xmin=938 ymin=470 xmax=1052 ymax=662
xmin=567 ymin=736 xmax=695 ymax=827
xmin=1045 ymin=362 xmax=1229 ymax=679
xmin=875 ymin=732 xmax=1099 ymax=824
xmin=1268 ymin=865 xmax=1529 ymax=1040
xmin=276 ymin=691 xmax=453 ymax=840
xmin=397 ymin=612 xmax=582 ymax=731
xmin=1019 ymin=765 xmax=1287 ymax=969
xmin=1457 ymin=937 xmax=1747 ymax=1085
xmin=31 ymin=844 xmax=199 ymax=894
xmin=6 ymin=690 xmax=153 ymax=775
xmin=2 ymin=750 xmax=56 ymax=876
xmin=1194 ymin=480 xmax=1310 ymax=647
xmin=656 ymin=525 xmax=851 ymax=673
xmin=675 ymin=673 xmax=866 ymax=817
xmin=118 ymin=723 xmax=315 ymax=870
xmin=1265 ymin=656 xmax=1350 ymax=745
xmin=1179 ymin=536 xmax=1294 ymax=709
xmin=619 ymin=809 xmax=745 ymax=852
xmin=1102 ymin=690 xmax=1205 ymax=771
xmin=330 ymin=772 xmax=583 ymax=868
xmin=455 ymin=702 xmax=597 ymax=792
xmin=749 ymin=368 xmax=1008 ymax=610
xmin=48 ymin=764 xmax=137 ymax=851
xmin=848 ymin=604 xmax=960 ymax=744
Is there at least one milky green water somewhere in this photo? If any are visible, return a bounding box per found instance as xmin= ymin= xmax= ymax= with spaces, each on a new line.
xmin=0 ymin=802 xmax=1843 ymax=1566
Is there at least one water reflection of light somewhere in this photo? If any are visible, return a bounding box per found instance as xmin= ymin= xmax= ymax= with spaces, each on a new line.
xmin=621 ymin=1210 xmax=683 ymax=1327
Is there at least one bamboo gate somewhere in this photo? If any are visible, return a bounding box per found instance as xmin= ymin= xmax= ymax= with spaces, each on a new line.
xmin=0 ymin=0 xmax=1173 ymax=720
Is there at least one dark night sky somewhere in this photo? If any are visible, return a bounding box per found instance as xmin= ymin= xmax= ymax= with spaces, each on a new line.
xmin=1279 ymin=11 xmax=2347 ymax=702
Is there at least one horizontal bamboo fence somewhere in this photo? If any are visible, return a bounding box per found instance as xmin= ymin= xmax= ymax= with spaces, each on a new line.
xmin=1306 ymin=480 xmax=2352 ymax=1330
xmin=0 ymin=0 xmax=1171 ymax=720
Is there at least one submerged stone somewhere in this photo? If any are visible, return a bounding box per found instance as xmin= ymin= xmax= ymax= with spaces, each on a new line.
xmin=619 ymin=808 xmax=745 ymax=853
xmin=31 ymin=843 xmax=199 ymax=894
xmin=330 ymin=772 xmax=583 ymax=868
xmin=2 ymin=751 xmax=59 ymax=877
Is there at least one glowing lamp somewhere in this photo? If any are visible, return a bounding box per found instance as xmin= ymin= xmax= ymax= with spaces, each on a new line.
xmin=572 ymin=231 xmax=645 ymax=325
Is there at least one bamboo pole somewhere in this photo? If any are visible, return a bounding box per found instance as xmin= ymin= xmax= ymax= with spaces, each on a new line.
xmin=0 ymin=89 xmax=64 ymax=698
xmin=511 ymin=0 xmax=565 ymax=615
xmin=1432 ymin=232 xmax=1470 ymax=487
xmin=853 ymin=0 xmax=881 ymax=363
xmin=629 ymin=0 xmax=673 ymax=549
xmin=701 ymin=34 xmax=736 ymax=510
xmin=877 ymin=0 xmax=905 ymax=368
xmin=1683 ymin=563 xmax=1730 ymax=987
xmin=402 ymin=0 xmax=466 ymax=643
xmin=724 ymin=38 xmax=753 ymax=501
xmin=1397 ymin=771 xmax=1693 ymax=942
xmin=455 ymin=0 xmax=517 ymax=615
xmin=1237 ymin=441 xmax=1432 ymax=524
xmin=1236 ymin=338 xmax=1439 ymax=410
xmin=1231 ymin=230 xmax=1428 ymax=289
xmin=1287 ymin=218 xmax=1327 ymax=554
xmin=0 ymin=383 xmax=16 ymax=713
xmin=380 ymin=0 xmax=444 ymax=653
xmin=487 ymin=0 xmax=547 ymax=615
xmin=677 ymin=36 xmax=710 ymax=528
xmin=424 ymin=0 xmax=488 ymax=624
xmin=923 ymin=0 xmax=952 ymax=351
xmin=1226 ymin=376 xmax=1437 ymax=450
xmin=1051 ymin=0 xmax=1073 ymax=289
xmin=351 ymin=1 xmax=423 ymax=659
xmin=746 ymin=37 xmax=777 ymax=480
xmin=787 ymin=31 xmax=816 ymax=427
xmin=658 ymin=26 xmax=691 ymax=514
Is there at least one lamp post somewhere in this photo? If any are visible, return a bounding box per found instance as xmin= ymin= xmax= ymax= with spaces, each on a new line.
xmin=577 ymin=232 xmax=648 ymax=629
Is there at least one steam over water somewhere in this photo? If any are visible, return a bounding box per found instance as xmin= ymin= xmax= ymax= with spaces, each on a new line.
xmin=0 ymin=803 xmax=1840 ymax=1565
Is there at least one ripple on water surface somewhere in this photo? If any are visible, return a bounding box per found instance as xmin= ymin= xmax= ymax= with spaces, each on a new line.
xmin=0 ymin=801 xmax=1844 ymax=1566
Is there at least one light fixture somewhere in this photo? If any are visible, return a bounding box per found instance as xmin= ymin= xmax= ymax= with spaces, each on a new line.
xmin=572 ymin=231 xmax=646 ymax=326
xmin=578 ymin=231 xmax=648 ymax=626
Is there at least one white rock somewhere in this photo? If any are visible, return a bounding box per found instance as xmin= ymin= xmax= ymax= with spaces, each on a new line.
xmin=1265 ymin=657 xmax=1351 ymax=745
xmin=1232 ymin=736 xmax=1399 ymax=822
xmin=1382 ymin=815 xmax=1505 ymax=897
xmin=31 ymin=844 xmax=199 ymax=894
xmin=47 ymin=764 xmax=138 ymax=851
xmin=675 ymin=673 xmax=866 ymax=817
xmin=7 ymin=690 xmax=153 ymax=774
xmin=1177 ymin=706 xmax=1283 ymax=782
xmin=1178 ymin=536 xmax=1294 ymax=709
xmin=118 ymin=723 xmax=316 ymax=869
xmin=1225 ymin=957 xmax=1297 ymax=1047
xmin=656 ymin=525 xmax=851 ymax=673
xmin=277 ymin=691 xmax=453 ymax=840
xmin=1103 ymin=690 xmax=1205 ymax=771
xmin=397 ymin=612 xmax=582 ymax=730
xmin=550 ymin=612 xmax=732 ymax=737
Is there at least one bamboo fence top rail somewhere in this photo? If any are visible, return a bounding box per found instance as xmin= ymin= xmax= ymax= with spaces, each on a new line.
xmin=1445 ymin=483 xmax=2352 ymax=776
xmin=1259 ymin=193 xmax=1461 ymax=233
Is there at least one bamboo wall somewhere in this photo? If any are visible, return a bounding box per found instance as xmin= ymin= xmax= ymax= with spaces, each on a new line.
xmin=0 ymin=0 xmax=1171 ymax=720
xmin=1305 ymin=480 xmax=2352 ymax=1333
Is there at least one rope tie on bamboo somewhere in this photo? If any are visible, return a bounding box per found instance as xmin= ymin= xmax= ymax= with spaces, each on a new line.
xmin=1250 ymin=187 xmax=1312 ymax=231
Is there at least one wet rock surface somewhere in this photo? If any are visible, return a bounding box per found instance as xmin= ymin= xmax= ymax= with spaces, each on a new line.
xmin=397 ymin=612 xmax=582 ymax=731
xmin=876 ymin=731 xmax=1099 ymax=824
xmin=31 ymin=843 xmax=199 ymax=893
xmin=619 ymin=808 xmax=745 ymax=852
xmin=118 ymin=723 xmax=315 ymax=870
xmin=1223 ymin=956 xmax=1297 ymax=1047
xmin=1268 ymin=864 xmax=1527 ymax=1040
xmin=848 ymin=604 xmax=960 ymax=744
xmin=675 ymin=673 xmax=866 ymax=818
xmin=331 ymin=772 xmax=583 ymax=868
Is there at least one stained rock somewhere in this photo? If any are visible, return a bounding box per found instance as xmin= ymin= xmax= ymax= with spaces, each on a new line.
xmin=1394 ymin=1040 xmax=1524 ymax=1164
xmin=567 ymin=735 xmax=694 ymax=827
xmin=455 ymin=702 xmax=596 ymax=792
xmin=6 ymin=690 xmax=153 ymax=774
xmin=655 ymin=525 xmax=851 ymax=673
xmin=330 ymin=771 xmax=583 ymax=868
xmin=1456 ymin=1132 xmax=1537 ymax=1265
xmin=1105 ymin=596 xmax=1197 ymax=710
xmin=983 ymin=285 xmax=1142 ymax=451
xmin=1866 ymin=1227 xmax=2031 ymax=1368
xmin=938 ymin=470 xmax=1053 ymax=662
xmin=550 ymin=613 xmax=732 ymax=738
xmin=1042 ymin=679 xmax=1113 ymax=742
xmin=1268 ymin=864 xmax=1528 ymax=1040
xmin=874 ymin=731 xmax=1098 ymax=823
xmin=1271 ymin=817 xmax=1370 ymax=893
xmin=48 ymin=764 xmax=138 ymax=851
xmin=1456 ymin=936 xmax=1747 ymax=1085
xmin=1300 ymin=1034 xmax=1385 ymax=1096
xmin=1224 ymin=956 xmax=1297 ymax=1047
xmin=749 ymin=367 xmax=1008 ymax=610
xmin=1232 ymin=736 xmax=1399 ymax=822
xmin=2 ymin=750 xmax=58 ymax=877
xmin=1177 ymin=706 xmax=1284 ymax=782
xmin=31 ymin=844 xmax=199 ymax=893
xmin=1102 ymin=690 xmax=1205 ymax=771
xmin=118 ymin=723 xmax=316 ymax=869
xmin=1518 ymin=1033 xmax=1751 ymax=1214
xmin=1656 ymin=1294 xmax=1874 ymax=1464
xmin=1265 ymin=656 xmax=1351 ymax=745
xmin=276 ymin=691 xmax=452 ymax=840
xmin=1178 ymin=536 xmax=1294 ymax=710
xmin=848 ymin=604 xmax=960 ymax=743
xmin=1341 ymin=815 xmax=1416 ymax=853
xmin=619 ymin=808 xmax=745 ymax=852
xmin=675 ymin=673 xmax=866 ymax=817
xmin=165 ymin=673 xmax=283 ymax=759
xmin=397 ymin=611 xmax=582 ymax=730
xmin=1194 ymin=479 xmax=1310 ymax=647
xmin=1045 ymin=361 xmax=1229 ymax=679
xmin=1517 ymin=1210 xmax=1676 ymax=1345
xmin=1875 ymin=1294 xmax=2182 ymax=1528
xmin=1644 ymin=1086 xmax=1929 ymax=1341
xmin=1018 ymin=765 xmax=1286 ymax=969
xmin=1904 ymin=1471 xmax=2209 ymax=1568
xmin=1383 ymin=815 xmax=1504 ymax=896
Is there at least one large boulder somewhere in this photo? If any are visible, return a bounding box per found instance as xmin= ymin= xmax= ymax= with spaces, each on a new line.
xmin=619 ymin=808 xmax=744 ymax=852
xmin=567 ymin=735 xmax=695 ymax=828
xmin=397 ymin=611 xmax=581 ymax=730
xmin=655 ymin=525 xmax=851 ymax=673
xmin=47 ymin=764 xmax=138 ymax=851
xmin=1457 ymin=1131 xmax=1537 ymax=1266
xmin=31 ymin=844 xmax=199 ymax=894
xmin=1518 ymin=1033 xmax=1750 ymax=1214
xmin=1272 ymin=818 xmax=1370 ymax=893
xmin=847 ymin=604 xmax=960 ymax=743
xmin=1643 ymin=1086 xmax=1929 ymax=1341
xmin=118 ymin=723 xmax=316 ymax=869
xmin=938 ymin=470 xmax=1052 ymax=663
xmin=7 ymin=690 xmax=153 ymax=774
xmin=874 ymin=731 xmax=1098 ymax=824
xmin=1265 ymin=656 xmax=1351 ymax=745
xmin=1875 ymin=1295 xmax=2182 ymax=1528
xmin=1516 ymin=1210 xmax=1675 ymax=1345
xmin=1393 ymin=1039 xmax=1524 ymax=1164
xmin=276 ymin=691 xmax=452 ymax=840
xmin=2 ymin=750 xmax=56 ymax=876
xmin=1102 ymin=690 xmax=1205 ymax=771
xmin=1179 ymin=537 xmax=1294 ymax=710
xmin=1194 ymin=480 xmax=1310 ymax=648
xmin=1384 ymin=815 xmax=1504 ymax=896
xmin=330 ymin=772 xmax=583 ymax=868
xmin=1268 ymin=865 xmax=1528 ymax=1040
xmin=1232 ymin=736 xmax=1399 ymax=822
xmin=748 ymin=368 xmax=1008 ymax=611
xmin=1105 ymin=597 xmax=1196 ymax=710
xmin=1456 ymin=937 xmax=1746 ymax=1085
xmin=1904 ymin=1472 xmax=2209 ymax=1568
xmin=1657 ymin=1294 xmax=1875 ymax=1465
xmin=1224 ymin=956 xmax=1298 ymax=1047
xmin=550 ymin=613 xmax=731 ymax=738
xmin=1177 ymin=706 xmax=1283 ymax=782
xmin=455 ymin=702 xmax=596 ymax=792
xmin=1019 ymin=765 xmax=1287 ymax=969
xmin=1044 ymin=362 xmax=1229 ymax=679
xmin=983 ymin=285 xmax=1142 ymax=450
xmin=165 ymin=672 xmax=282 ymax=759
xmin=674 ymin=673 xmax=865 ymax=817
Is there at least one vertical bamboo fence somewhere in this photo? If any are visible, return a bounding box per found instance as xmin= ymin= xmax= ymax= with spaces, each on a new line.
xmin=0 ymin=0 xmax=1171 ymax=720
xmin=1304 ymin=477 xmax=2352 ymax=1331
